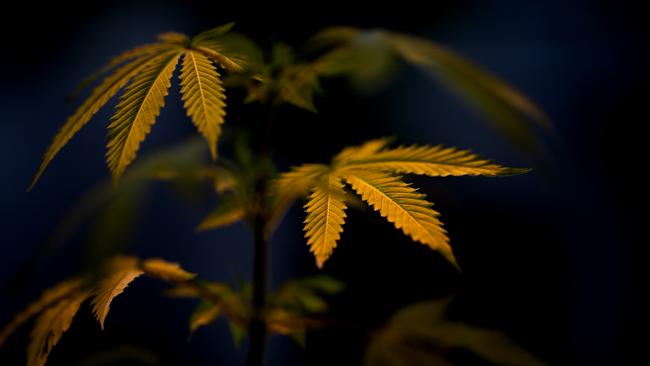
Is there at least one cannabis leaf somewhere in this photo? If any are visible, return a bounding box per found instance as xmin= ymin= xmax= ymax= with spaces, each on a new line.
xmin=28 ymin=291 xmax=90 ymax=366
xmin=272 ymin=139 xmax=527 ymax=268
xmin=304 ymin=176 xmax=348 ymax=268
xmin=141 ymin=258 xmax=197 ymax=282
xmin=311 ymin=28 xmax=550 ymax=140
xmin=106 ymin=50 xmax=181 ymax=181
xmin=30 ymin=23 xmax=247 ymax=188
xmin=196 ymin=196 xmax=246 ymax=231
xmin=365 ymin=298 xmax=546 ymax=366
xmin=179 ymin=50 xmax=227 ymax=160
xmin=0 ymin=256 xmax=197 ymax=366
xmin=90 ymin=256 xmax=144 ymax=330
xmin=0 ymin=278 xmax=84 ymax=346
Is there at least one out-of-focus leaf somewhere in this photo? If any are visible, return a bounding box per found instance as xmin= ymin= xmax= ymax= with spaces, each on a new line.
xmin=27 ymin=291 xmax=90 ymax=366
xmin=266 ymin=275 xmax=343 ymax=340
xmin=310 ymin=27 xmax=550 ymax=157
xmin=0 ymin=278 xmax=84 ymax=346
xmin=141 ymin=258 xmax=197 ymax=282
xmin=229 ymin=321 xmax=246 ymax=347
xmin=298 ymin=275 xmax=346 ymax=295
xmin=365 ymin=299 xmax=546 ymax=366
xmin=196 ymin=196 xmax=247 ymax=231
xmin=32 ymin=138 xmax=209 ymax=273
xmin=189 ymin=301 xmax=221 ymax=334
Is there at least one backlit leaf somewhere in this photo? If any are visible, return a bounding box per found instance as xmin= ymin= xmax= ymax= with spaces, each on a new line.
xmin=27 ymin=291 xmax=89 ymax=366
xmin=106 ymin=50 xmax=182 ymax=182
xmin=337 ymin=144 xmax=530 ymax=177
xmin=30 ymin=49 xmax=179 ymax=189
xmin=180 ymin=50 xmax=227 ymax=160
xmin=141 ymin=258 xmax=196 ymax=282
xmin=189 ymin=301 xmax=221 ymax=334
xmin=303 ymin=176 xmax=348 ymax=268
xmin=90 ymin=256 xmax=144 ymax=330
xmin=196 ymin=197 xmax=246 ymax=231
xmin=0 ymin=278 xmax=83 ymax=346
xmin=344 ymin=170 xmax=456 ymax=267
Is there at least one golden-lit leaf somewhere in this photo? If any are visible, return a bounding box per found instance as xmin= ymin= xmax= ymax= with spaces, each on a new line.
xmin=189 ymin=301 xmax=221 ymax=334
xmin=30 ymin=49 xmax=178 ymax=190
xmin=332 ymin=138 xmax=392 ymax=165
xmin=180 ymin=50 xmax=227 ymax=160
xmin=338 ymin=144 xmax=530 ymax=177
xmin=27 ymin=291 xmax=89 ymax=366
xmin=205 ymin=32 xmax=265 ymax=75
xmin=141 ymin=258 xmax=197 ymax=282
xmin=0 ymin=278 xmax=83 ymax=346
xmin=344 ymin=170 xmax=456 ymax=267
xmin=90 ymin=256 xmax=144 ymax=330
xmin=66 ymin=44 xmax=169 ymax=102
xmin=267 ymin=164 xmax=329 ymax=235
xmin=194 ymin=44 xmax=246 ymax=72
xmin=106 ymin=50 xmax=182 ymax=182
xmin=303 ymin=176 xmax=348 ymax=268
xmin=196 ymin=198 xmax=246 ymax=231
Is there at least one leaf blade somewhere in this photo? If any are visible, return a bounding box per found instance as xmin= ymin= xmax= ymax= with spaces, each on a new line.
xmin=27 ymin=291 xmax=89 ymax=366
xmin=180 ymin=50 xmax=227 ymax=160
xmin=196 ymin=198 xmax=246 ymax=231
xmin=0 ymin=278 xmax=84 ymax=346
xmin=141 ymin=258 xmax=196 ymax=282
xmin=106 ymin=50 xmax=182 ymax=182
xmin=303 ymin=175 xmax=348 ymax=268
xmin=90 ymin=256 xmax=144 ymax=330
xmin=339 ymin=144 xmax=529 ymax=177
xmin=344 ymin=170 xmax=457 ymax=268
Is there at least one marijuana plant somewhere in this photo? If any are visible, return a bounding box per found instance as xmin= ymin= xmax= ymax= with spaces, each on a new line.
xmin=1 ymin=23 xmax=546 ymax=366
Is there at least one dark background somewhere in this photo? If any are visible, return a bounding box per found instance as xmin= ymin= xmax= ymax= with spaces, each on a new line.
xmin=0 ymin=0 xmax=645 ymax=365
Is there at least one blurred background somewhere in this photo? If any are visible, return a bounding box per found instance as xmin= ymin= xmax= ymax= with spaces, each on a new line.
xmin=0 ymin=0 xmax=645 ymax=365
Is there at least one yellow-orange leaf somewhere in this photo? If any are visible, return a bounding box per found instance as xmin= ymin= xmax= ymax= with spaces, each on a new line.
xmin=303 ymin=176 xmax=348 ymax=268
xmin=106 ymin=50 xmax=182 ymax=182
xmin=90 ymin=257 xmax=144 ymax=330
xmin=141 ymin=258 xmax=197 ymax=282
xmin=338 ymin=144 xmax=529 ymax=177
xmin=344 ymin=170 xmax=457 ymax=267
xmin=27 ymin=291 xmax=89 ymax=366
xmin=197 ymin=200 xmax=246 ymax=231
xmin=0 ymin=278 xmax=83 ymax=346
xmin=180 ymin=50 xmax=227 ymax=160
xmin=267 ymin=164 xmax=330 ymax=235
xmin=189 ymin=302 xmax=221 ymax=333
xmin=66 ymin=44 xmax=169 ymax=102
xmin=30 ymin=49 xmax=178 ymax=190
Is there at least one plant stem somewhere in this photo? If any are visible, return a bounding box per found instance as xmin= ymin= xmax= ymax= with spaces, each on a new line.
xmin=246 ymin=99 xmax=276 ymax=366
xmin=247 ymin=209 xmax=268 ymax=366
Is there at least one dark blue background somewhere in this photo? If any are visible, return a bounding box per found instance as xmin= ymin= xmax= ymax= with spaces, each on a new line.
xmin=1 ymin=1 xmax=644 ymax=365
